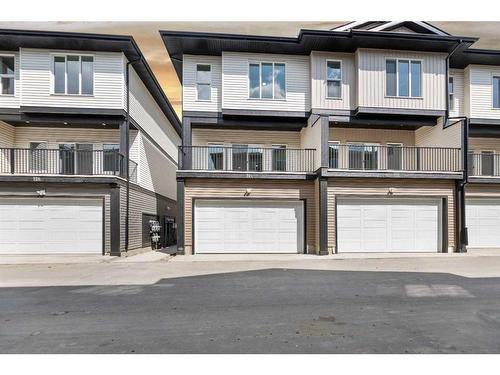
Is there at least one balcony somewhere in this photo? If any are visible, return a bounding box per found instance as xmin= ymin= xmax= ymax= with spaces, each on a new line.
xmin=179 ymin=146 xmax=316 ymax=173
xmin=0 ymin=148 xmax=138 ymax=182
xmin=328 ymin=144 xmax=462 ymax=173
xmin=469 ymin=152 xmax=500 ymax=177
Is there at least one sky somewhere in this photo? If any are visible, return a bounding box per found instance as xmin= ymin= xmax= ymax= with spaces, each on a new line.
xmin=1 ymin=21 xmax=500 ymax=117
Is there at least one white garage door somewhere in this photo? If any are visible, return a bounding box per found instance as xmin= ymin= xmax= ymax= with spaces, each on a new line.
xmin=337 ymin=198 xmax=441 ymax=253
xmin=194 ymin=200 xmax=304 ymax=254
xmin=466 ymin=199 xmax=500 ymax=248
xmin=0 ymin=198 xmax=103 ymax=254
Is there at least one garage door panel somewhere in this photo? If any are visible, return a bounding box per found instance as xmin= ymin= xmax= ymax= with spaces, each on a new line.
xmin=466 ymin=199 xmax=500 ymax=248
xmin=195 ymin=200 xmax=304 ymax=254
xmin=0 ymin=198 xmax=102 ymax=254
xmin=338 ymin=198 xmax=441 ymax=253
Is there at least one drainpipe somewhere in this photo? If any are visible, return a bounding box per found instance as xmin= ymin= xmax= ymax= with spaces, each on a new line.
xmin=124 ymin=57 xmax=142 ymax=252
xmin=444 ymin=40 xmax=463 ymax=128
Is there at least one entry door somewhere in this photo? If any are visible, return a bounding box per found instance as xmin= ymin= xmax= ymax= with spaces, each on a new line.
xmin=466 ymin=198 xmax=500 ymax=248
xmin=337 ymin=198 xmax=441 ymax=253
xmin=194 ymin=200 xmax=304 ymax=254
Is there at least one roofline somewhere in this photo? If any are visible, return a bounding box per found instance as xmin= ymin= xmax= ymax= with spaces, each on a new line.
xmin=0 ymin=28 xmax=181 ymax=135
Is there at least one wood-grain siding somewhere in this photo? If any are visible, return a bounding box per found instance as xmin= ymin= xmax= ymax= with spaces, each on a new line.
xmin=329 ymin=127 xmax=416 ymax=145
xmin=466 ymin=183 xmax=500 ymax=197
xmin=356 ymin=49 xmax=447 ymax=111
xmin=469 ymin=137 xmax=500 ymax=153
xmin=0 ymin=121 xmax=15 ymax=147
xmin=183 ymin=179 xmax=317 ymax=255
xmin=192 ymin=128 xmax=301 ymax=148
xmin=327 ymin=178 xmax=456 ymax=253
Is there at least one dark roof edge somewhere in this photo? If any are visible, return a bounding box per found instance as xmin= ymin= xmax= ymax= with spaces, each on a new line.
xmin=0 ymin=28 xmax=181 ymax=135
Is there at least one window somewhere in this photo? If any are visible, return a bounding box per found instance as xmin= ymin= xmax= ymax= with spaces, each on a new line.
xmin=103 ymin=144 xmax=119 ymax=173
xmin=29 ymin=142 xmax=47 ymax=171
xmin=231 ymin=144 xmax=262 ymax=171
xmin=53 ymin=55 xmax=94 ymax=95
xmin=449 ymin=77 xmax=455 ymax=111
xmin=0 ymin=56 xmax=15 ymax=95
xmin=248 ymin=62 xmax=285 ymax=100
xmin=328 ymin=142 xmax=339 ymax=168
xmin=196 ymin=64 xmax=211 ymax=101
xmin=386 ymin=59 xmax=422 ymax=97
xmin=326 ymin=61 xmax=342 ymax=98
xmin=272 ymin=145 xmax=287 ymax=171
xmin=207 ymin=143 xmax=224 ymax=170
xmin=494 ymin=76 xmax=500 ymax=109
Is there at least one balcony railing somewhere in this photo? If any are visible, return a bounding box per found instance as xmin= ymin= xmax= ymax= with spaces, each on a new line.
xmin=328 ymin=144 xmax=462 ymax=173
xmin=0 ymin=148 xmax=138 ymax=182
xmin=179 ymin=146 xmax=316 ymax=173
xmin=468 ymin=152 xmax=500 ymax=177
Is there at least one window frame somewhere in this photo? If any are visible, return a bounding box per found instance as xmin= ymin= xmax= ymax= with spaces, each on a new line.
xmin=385 ymin=58 xmax=423 ymax=99
xmin=247 ymin=61 xmax=287 ymax=101
xmin=0 ymin=54 xmax=16 ymax=96
xmin=493 ymin=75 xmax=500 ymax=110
xmin=195 ymin=63 xmax=212 ymax=102
xmin=51 ymin=53 xmax=95 ymax=96
xmin=326 ymin=59 xmax=342 ymax=99
xmin=449 ymin=76 xmax=455 ymax=111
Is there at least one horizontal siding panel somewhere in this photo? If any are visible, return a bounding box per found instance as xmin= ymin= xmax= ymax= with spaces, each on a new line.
xmin=329 ymin=127 xmax=415 ymax=145
xmin=184 ymin=179 xmax=317 ymax=255
xmin=222 ymin=52 xmax=310 ymax=112
xmin=468 ymin=65 xmax=500 ymax=119
xmin=0 ymin=50 xmax=20 ymax=108
xmin=327 ymin=178 xmax=456 ymax=252
xmin=311 ymin=51 xmax=355 ymax=110
xmin=469 ymin=137 xmax=500 ymax=153
xmin=20 ymin=48 xmax=124 ymax=109
xmin=449 ymin=69 xmax=464 ymax=117
xmin=192 ymin=128 xmax=301 ymax=148
xmin=356 ymin=49 xmax=446 ymax=111
xmin=0 ymin=121 xmax=15 ymax=147
xmin=183 ymin=55 xmax=222 ymax=112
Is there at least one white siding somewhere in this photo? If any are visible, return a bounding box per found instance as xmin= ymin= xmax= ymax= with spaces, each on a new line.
xmin=464 ymin=67 xmax=471 ymax=117
xmin=329 ymin=127 xmax=415 ymax=145
xmin=468 ymin=65 xmax=500 ymax=119
xmin=449 ymin=69 xmax=465 ymax=117
xmin=183 ymin=55 xmax=222 ymax=112
xmin=300 ymin=116 xmax=322 ymax=170
xmin=0 ymin=121 xmax=15 ymax=147
xmin=138 ymin=133 xmax=176 ymax=200
xmin=356 ymin=49 xmax=447 ymax=111
xmin=415 ymin=117 xmax=461 ymax=148
xmin=20 ymin=48 xmax=124 ymax=109
xmin=128 ymin=59 xmax=180 ymax=164
xmin=192 ymin=128 xmax=301 ymax=148
xmin=222 ymin=52 xmax=310 ymax=112
xmin=0 ymin=50 xmax=20 ymax=108
xmin=310 ymin=51 xmax=355 ymax=111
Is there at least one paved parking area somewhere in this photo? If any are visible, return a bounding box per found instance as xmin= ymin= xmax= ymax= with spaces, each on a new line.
xmin=1 ymin=255 xmax=500 ymax=353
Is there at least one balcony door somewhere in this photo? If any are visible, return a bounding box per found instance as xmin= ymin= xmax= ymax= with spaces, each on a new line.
xmin=76 ymin=144 xmax=94 ymax=175
xmin=207 ymin=143 xmax=224 ymax=170
xmin=59 ymin=144 xmax=75 ymax=175
xmin=348 ymin=143 xmax=379 ymax=170
xmin=272 ymin=145 xmax=287 ymax=171
xmin=481 ymin=151 xmax=495 ymax=176
xmin=232 ymin=144 xmax=262 ymax=171
xmin=387 ymin=143 xmax=403 ymax=170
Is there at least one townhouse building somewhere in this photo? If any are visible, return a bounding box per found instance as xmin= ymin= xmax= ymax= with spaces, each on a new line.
xmin=161 ymin=20 xmax=500 ymax=256
xmin=0 ymin=29 xmax=181 ymax=256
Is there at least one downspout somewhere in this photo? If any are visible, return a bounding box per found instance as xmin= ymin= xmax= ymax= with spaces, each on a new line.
xmin=445 ymin=40 xmax=469 ymax=253
xmin=125 ymin=57 xmax=142 ymax=252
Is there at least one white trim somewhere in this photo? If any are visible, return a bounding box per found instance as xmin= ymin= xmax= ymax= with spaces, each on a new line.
xmin=196 ymin=63 xmax=212 ymax=102
xmin=326 ymin=59 xmax=342 ymax=99
xmin=385 ymin=58 xmax=423 ymax=98
xmin=0 ymin=54 xmax=16 ymax=96
xmin=247 ymin=61 xmax=287 ymax=101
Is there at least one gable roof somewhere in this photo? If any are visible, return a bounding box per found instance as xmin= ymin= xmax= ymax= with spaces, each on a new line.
xmin=331 ymin=21 xmax=450 ymax=36
xmin=0 ymin=28 xmax=181 ymax=135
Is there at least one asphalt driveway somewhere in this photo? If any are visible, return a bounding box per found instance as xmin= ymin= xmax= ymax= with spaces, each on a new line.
xmin=1 ymin=264 xmax=500 ymax=353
